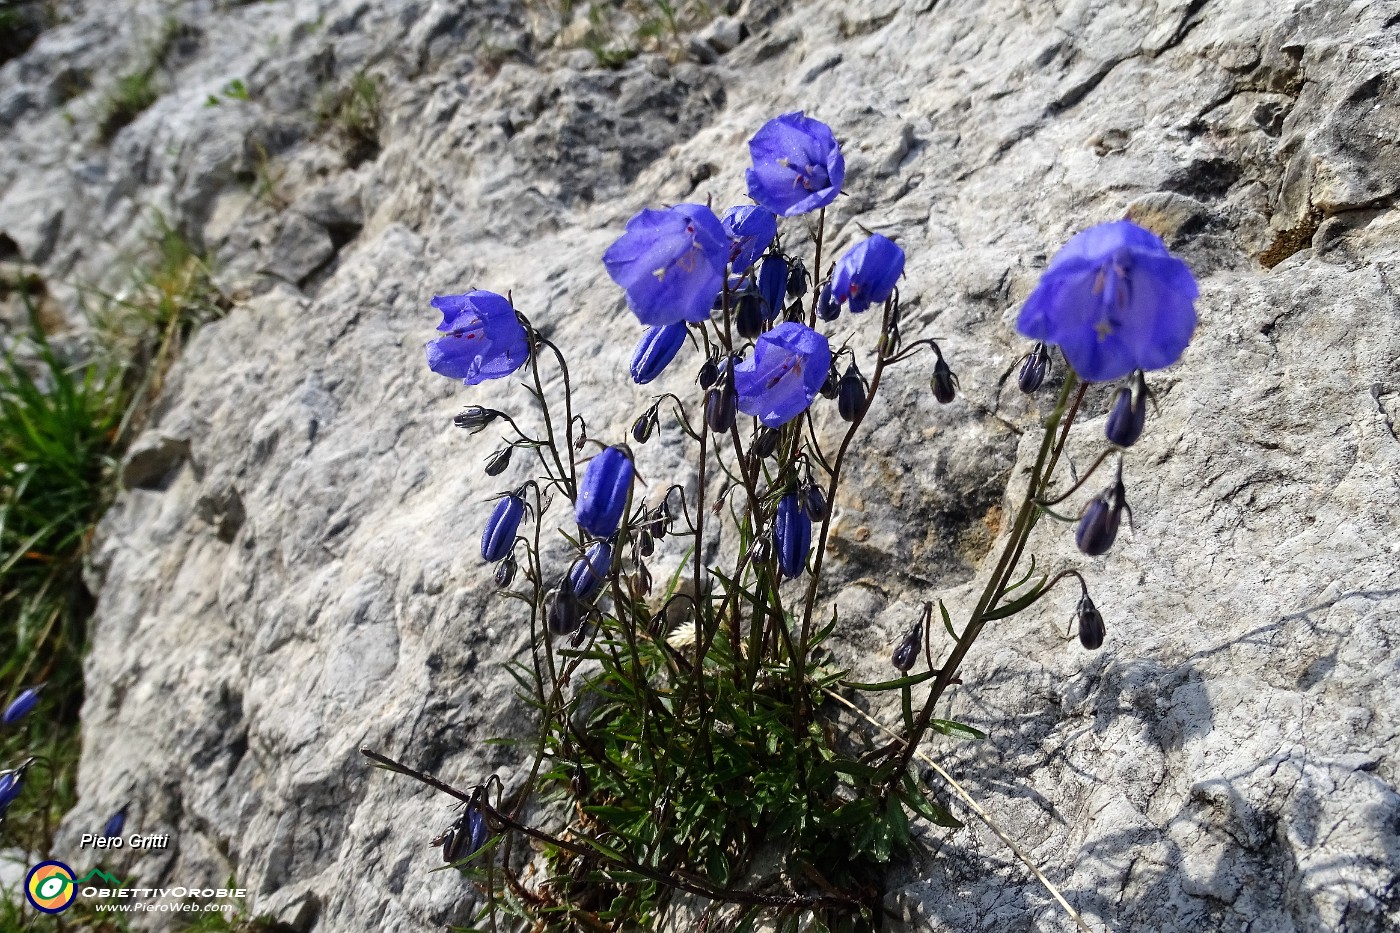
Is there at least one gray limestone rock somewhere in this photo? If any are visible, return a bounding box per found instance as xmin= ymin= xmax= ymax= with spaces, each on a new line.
xmin=0 ymin=0 xmax=1395 ymax=931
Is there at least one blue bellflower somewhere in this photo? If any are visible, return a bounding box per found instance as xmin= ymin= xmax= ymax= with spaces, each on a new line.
xmin=775 ymin=492 xmax=812 ymax=579
xmin=603 ymin=204 xmax=729 ymax=326
xmin=832 ymin=234 xmax=905 ymax=313
xmin=757 ymin=255 xmax=788 ymax=320
xmin=576 ymin=446 xmax=634 ymax=538
xmin=569 ymin=540 xmax=614 ymax=602
xmin=630 ymin=323 xmax=688 ymax=385
xmin=103 ymin=806 xmax=128 ymax=839
xmin=1017 ymin=220 xmax=1198 ymax=383
xmin=733 ymin=322 xmax=831 ymax=427
xmin=745 ymin=112 xmax=845 ymax=217
xmin=426 ymin=291 xmax=530 ymax=386
xmin=3 ymin=685 xmax=41 ymax=725
xmin=722 ymin=205 xmax=777 ymax=274
xmin=481 ymin=493 xmax=526 ymax=563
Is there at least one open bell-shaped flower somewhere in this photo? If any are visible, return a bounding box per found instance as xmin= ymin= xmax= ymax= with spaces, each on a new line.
xmin=733 ymin=322 xmax=831 ymax=428
xmin=1016 ymin=220 xmax=1198 ymax=383
xmin=426 ymin=291 xmax=530 ymax=386
xmin=722 ymin=205 xmax=778 ymax=274
xmin=832 ymin=234 xmax=904 ymax=314
xmin=745 ymin=112 xmax=845 ymax=217
xmin=604 ymin=204 xmax=729 ymax=326
xmin=576 ymin=447 xmax=634 ymax=538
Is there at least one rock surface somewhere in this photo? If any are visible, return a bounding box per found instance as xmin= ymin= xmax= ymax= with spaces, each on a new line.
xmin=1 ymin=0 xmax=1397 ymax=930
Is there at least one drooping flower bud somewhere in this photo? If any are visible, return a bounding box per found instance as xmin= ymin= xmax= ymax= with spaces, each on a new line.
xmin=548 ymin=588 xmax=584 ymax=636
xmin=481 ymin=493 xmax=525 ymax=563
xmin=758 ymin=256 xmax=788 ymax=321
xmin=786 ymin=260 xmax=810 ymax=299
xmin=631 ymin=563 xmax=652 ymax=597
xmin=1076 ymin=593 xmax=1105 ymax=649
xmin=631 ymin=409 xmax=657 ymax=445
xmin=815 ymin=282 xmax=839 ymax=322
xmin=774 ymin=492 xmax=812 ymax=579
xmin=0 ymin=760 xmax=30 ymax=816
xmin=837 ymin=363 xmax=865 ymax=422
xmin=820 ymin=366 xmax=839 ymax=399
xmin=892 ymin=621 xmax=922 ymax=672
xmin=494 ymin=555 xmax=517 ymax=588
xmin=568 ymin=540 xmax=614 ymax=602
xmin=648 ymin=503 xmax=670 ymax=539
xmin=102 ymin=805 xmax=128 ymax=839
xmin=1018 ymin=342 xmax=1050 ymax=394
xmin=484 ymin=446 xmax=513 ymax=477
xmin=804 ymin=484 xmax=828 ymax=521
xmin=442 ymin=801 xmax=490 ymax=862
xmin=1076 ymin=464 xmax=1128 ymax=557
xmin=706 ymin=370 xmax=737 ymax=433
xmin=1105 ymin=370 xmax=1148 ymax=448
xmin=735 ymin=291 xmax=765 ymax=340
xmin=637 ymin=529 xmax=654 ymax=558
xmin=577 ymin=447 xmax=634 ymax=538
xmin=747 ymin=531 xmax=773 ymax=565
xmin=752 ymin=427 xmax=781 ymax=459
xmin=454 ymin=406 xmax=501 ymax=433
xmin=3 ymin=685 xmax=42 ymax=725
xmin=931 ymin=353 xmax=956 ymax=404
xmin=630 ymin=323 xmax=688 ymax=385
xmin=698 ymin=356 xmax=719 ymax=389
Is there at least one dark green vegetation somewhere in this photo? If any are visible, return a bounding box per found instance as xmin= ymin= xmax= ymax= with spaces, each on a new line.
xmin=0 ymin=223 xmax=224 ymax=927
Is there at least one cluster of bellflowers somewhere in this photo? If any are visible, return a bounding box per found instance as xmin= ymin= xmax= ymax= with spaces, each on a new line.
xmin=386 ymin=108 xmax=1200 ymax=921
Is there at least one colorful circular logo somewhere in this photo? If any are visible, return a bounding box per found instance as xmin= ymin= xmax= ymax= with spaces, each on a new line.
xmin=25 ymin=861 xmax=77 ymax=914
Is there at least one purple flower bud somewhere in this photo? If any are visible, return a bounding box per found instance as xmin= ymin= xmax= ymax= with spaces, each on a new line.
xmin=426 ymin=291 xmax=530 ymax=386
xmin=721 ymin=205 xmax=777 ymax=274
xmin=1018 ymin=342 xmax=1051 ymax=394
xmin=3 ymin=685 xmax=42 ymax=725
xmin=786 ymin=260 xmax=809 ymax=299
xmin=815 ymin=282 xmax=840 ymax=322
xmin=892 ymin=621 xmax=922 ymax=672
xmin=1077 ymin=593 xmax=1105 ymax=649
xmin=745 ymin=112 xmax=845 ymax=217
xmin=576 ymin=447 xmax=634 ymax=538
xmin=494 ymin=555 xmax=517 ymax=588
xmin=1105 ymin=370 xmax=1148 ymax=448
xmin=837 ymin=363 xmax=865 ymax=422
xmin=631 ymin=409 xmax=657 ymax=445
xmin=604 ymin=204 xmax=729 ymax=326
xmin=931 ymin=354 xmax=956 ymax=404
xmin=648 ymin=503 xmax=670 ymax=539
xmin=775 ymin=492 xmax=811 ymax=579
xmin=548 ymin=588 xmax=584 ymax=636
xmin=832 ymin=234 xmax=905 ymax=314
xmin=747 ymin=531 xmax=773 ymax=565
xmin=568 ymin=540 xmax=614 ymax=602
xmin=454 ymin=406 xmax=500 ymax=433
xmin=752 ymin=427 xmax=781 ymax=459
xmin=698 ymin=357 xmax=719 ymax=389
xmin=637 ymin=529 xmax=654 ymax=558
xmin=804 ymin=484 xmax=828 ymax=521
xmin=706 ymin=381 xmax=737 ymax=433
xmin=1076 ymin=467 xmax=1128 ymax=557
xmin=819 ymin=366 xmax=839 ymax=399
xmin=481 ymin=494 xmax=525 ymax=563
xmin=484 ymin=446 xmax=512 ymax=477
xmin=735 ymin=291 xmax=765 ymax=340
xmin=0 ymin=761 xmax=29 ymax=816
xmin=630 ymin=323 xmax=688 ymax=385
xmin=1017 ymin=220 xmax=1198 ymax=383
xmin=102 ymin=805 xmax=128 ymax=839
xmin=733 ymin=322 xmax=831 ymax=428
xmin=443 ymin=802 xmax=490 ymax=862
xmin=758 ymin=256 xmax=788 ymax=321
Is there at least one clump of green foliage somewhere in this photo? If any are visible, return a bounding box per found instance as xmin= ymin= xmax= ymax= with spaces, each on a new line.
xmin=542 ymin=0 xmax=717 ymax=69
xmin=96 ymin=17 xmax=184 ymax=142
xmin=316 ymin=70 xmax=382 ymax=166
xmin=0 ymin=222 xmax=223 ymax=919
